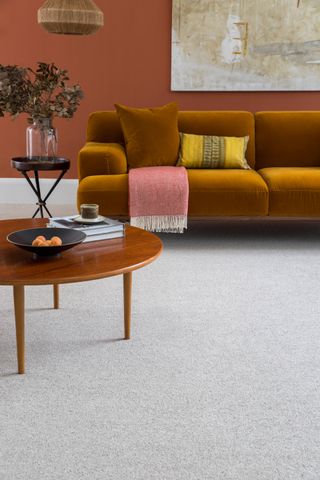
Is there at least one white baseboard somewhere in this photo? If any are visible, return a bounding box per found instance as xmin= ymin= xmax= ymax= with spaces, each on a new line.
xmin=0 ymin=178 xmax=78 ymax=205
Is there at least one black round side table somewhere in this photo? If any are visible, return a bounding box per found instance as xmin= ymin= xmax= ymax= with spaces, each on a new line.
xmin=11 ymin=157 xmax=70 ymax=218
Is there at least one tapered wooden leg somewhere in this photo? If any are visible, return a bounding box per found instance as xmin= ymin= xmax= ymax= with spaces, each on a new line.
xmin=53 ymin=284 xmax=59 ymax=309
xmin=123 ymin=272 xmax=132 ymax=340
xmin=13 ymin=285 xmax=25 ymax=374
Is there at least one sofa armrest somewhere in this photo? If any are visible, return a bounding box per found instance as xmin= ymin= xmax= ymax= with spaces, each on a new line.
xmin=78 ymin=142 xmax=127 ymax=181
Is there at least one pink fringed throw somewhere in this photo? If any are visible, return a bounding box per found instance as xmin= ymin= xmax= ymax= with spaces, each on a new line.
xmin=129 ymin=166 xmax=189 ymax=233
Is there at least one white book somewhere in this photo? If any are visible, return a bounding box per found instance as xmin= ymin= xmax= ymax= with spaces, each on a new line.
xmin=48 ymin=215 xmax=125 ymax=235
xmin=49 ymin=221 xmax=124 ymax=236
xmin=84 ymin=230 xmax=124 ymax=243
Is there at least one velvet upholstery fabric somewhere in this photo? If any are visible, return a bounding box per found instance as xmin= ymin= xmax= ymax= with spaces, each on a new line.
xmin=77 ymin=175 xmax=128 ymax=216
xmin=77 ymin=170 xmax=269 ymax=217
xmin=115 ymin=103 xmax=180 ymax=168
xmin=77 ymin=110 xmax=320 ymax=219
xmin=84 ymin=110 xmax=255 ymax=167
xmin=255 ymin=112 xmax=320 ymax=169
xmin=178 ymin=111 xmax=255 ymax=168
xmin=86 ymin=112 xmax=124 ymax=144
xmin=259 ymin=167 xmax=320 ymax=216
xmin=187 ymin=170 xmax=268 ymax=216
xmin=78 ymin=143 xmax=127 ymax=182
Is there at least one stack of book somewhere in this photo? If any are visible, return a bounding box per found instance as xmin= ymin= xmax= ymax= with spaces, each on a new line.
xmin=47 ymin=215 xmax=125 ymax=243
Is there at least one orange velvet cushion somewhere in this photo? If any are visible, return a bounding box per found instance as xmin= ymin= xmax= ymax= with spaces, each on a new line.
xmin=255 ymin=112 xmax=320 ymax=169
xmin=188 ymin=169 xmax=269 ymax=216
xmin=115 ymin=103 xmax=180 ymax=168
xmin=78 ymin=174 xmax=128 ymax=217
xmin=258 ymin=167 xmax=320 ymax=216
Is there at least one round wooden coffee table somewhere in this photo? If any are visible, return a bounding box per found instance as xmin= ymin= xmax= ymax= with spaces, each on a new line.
xmin=0 ymin=218 xmax=162 ymax=374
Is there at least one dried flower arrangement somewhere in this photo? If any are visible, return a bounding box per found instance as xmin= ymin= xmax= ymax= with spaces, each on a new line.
xmin=0 ymin=62 xmax=83 ymax=124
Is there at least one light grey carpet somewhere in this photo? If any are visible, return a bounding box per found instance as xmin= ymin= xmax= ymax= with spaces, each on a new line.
xmin=1 ymin=220 xmax=320 ymax=480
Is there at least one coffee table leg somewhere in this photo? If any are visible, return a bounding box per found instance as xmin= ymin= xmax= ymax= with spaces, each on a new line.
xmin=13 ymin=285 xmax=25 ymax=374
xmin=123 ymin=272 xmax=132 ymax=340
xmin=53 ymin=284 xmax=59 ymax=309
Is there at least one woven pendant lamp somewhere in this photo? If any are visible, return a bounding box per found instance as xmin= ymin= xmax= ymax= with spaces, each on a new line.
xmin=38 ymin=0 xmax=104 ymax=35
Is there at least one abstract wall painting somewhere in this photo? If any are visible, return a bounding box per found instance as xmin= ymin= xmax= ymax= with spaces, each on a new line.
xmin=171 ymin=0 xmax=320 ymax=91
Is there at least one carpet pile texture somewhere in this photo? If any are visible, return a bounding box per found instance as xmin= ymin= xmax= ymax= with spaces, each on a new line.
xmin=1 ymin=221 xmax=320 ymax=480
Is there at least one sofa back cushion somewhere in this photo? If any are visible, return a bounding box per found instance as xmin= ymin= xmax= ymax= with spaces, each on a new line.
xmin=255 ymin=112 xmax=320 ymax=169
xmin=87 ymin=111 xmax=124 ymax=144
xmin=178 ymin=112 xmax=255 ymax=168
xmin=86 ymin=110 xmax=255 ymax=168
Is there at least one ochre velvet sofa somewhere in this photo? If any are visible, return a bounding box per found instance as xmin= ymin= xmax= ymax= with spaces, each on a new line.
xmin=77 ymin=111 xmax=320 ymax=218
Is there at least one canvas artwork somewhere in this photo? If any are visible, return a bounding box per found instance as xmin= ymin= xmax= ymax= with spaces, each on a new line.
xmin=171 ymin=0 xmax=320 ymax=91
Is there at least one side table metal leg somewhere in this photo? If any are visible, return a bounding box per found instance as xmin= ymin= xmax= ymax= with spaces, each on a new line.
xmin=18 ymin=167 xmax=69 ymax=219
xmin=41 ymin=169 xmax=68 ymax=218
xmin=13 ymin=285 xmax=25 ymax=374
xmin=123 ymin=272 xmax=132 ymax=340
xmin=34 ymin=171 xmax=44 ymax=218
xmin=21 ymin=172 xmax=41 ymax=218
xmin=44 ymin=204 xmax=53 ymax=218
xmin=43 ymin=170 xmax=67 ymax=204
xmin=53 ymin=284 xmax=59 ymax=309
xmin=32 ymin=208 xmax=40 ymax=219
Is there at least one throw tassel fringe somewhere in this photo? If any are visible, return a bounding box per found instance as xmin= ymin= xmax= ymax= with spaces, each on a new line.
xmin=130 ymin=215 xmax=187 ymax=233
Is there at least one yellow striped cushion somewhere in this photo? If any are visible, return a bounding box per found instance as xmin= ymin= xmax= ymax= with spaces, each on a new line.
xmin=177 ymin=133 xmax=250 ymax=169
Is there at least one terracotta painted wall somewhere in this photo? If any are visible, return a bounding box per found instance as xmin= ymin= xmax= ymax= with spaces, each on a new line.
xmin=1 ymin=0 xmax=320 ymax=178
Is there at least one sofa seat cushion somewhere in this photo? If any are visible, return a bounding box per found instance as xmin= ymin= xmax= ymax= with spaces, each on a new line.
xmin=258 ymin=167 xmax=320 ymax=216
xmin=78 ymin=175 xmax=128 ymax=216
xmin=188 ymin=169 xmax=268 ymax=216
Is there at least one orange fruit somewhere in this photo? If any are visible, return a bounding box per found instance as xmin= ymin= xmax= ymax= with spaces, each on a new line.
xmin=32 ymin=239 xmax=43 ymax=246
xmin=38 ymin=241 xmax=47 ymax=247
xmin=50 ymin=236 xmax=62 ymax=246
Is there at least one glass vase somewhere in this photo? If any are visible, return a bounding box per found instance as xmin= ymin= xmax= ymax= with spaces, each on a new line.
xmin=26 ymin=118 xmax=58 ymax=159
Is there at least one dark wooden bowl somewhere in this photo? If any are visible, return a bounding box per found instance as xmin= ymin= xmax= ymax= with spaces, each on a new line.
xmin=7 ymin=228 xmax=86 ymax=257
